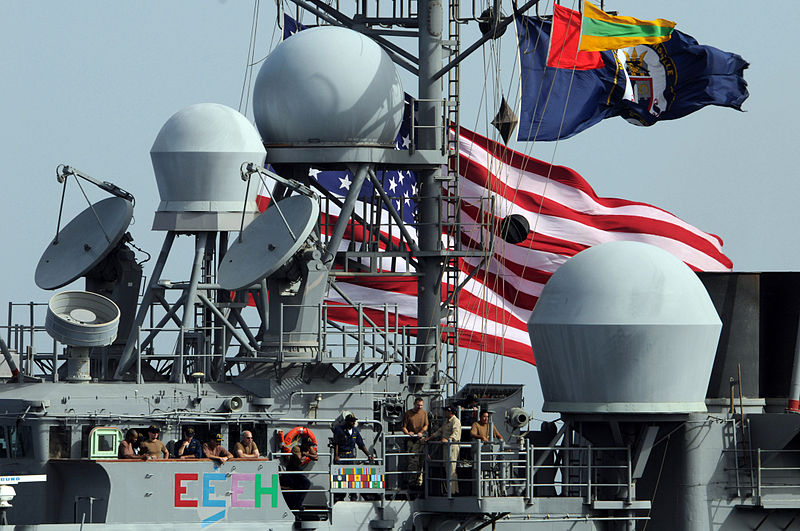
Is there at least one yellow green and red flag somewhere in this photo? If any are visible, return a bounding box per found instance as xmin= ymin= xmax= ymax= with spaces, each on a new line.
xmin=579 ymin=1 xmax=675 ymax=52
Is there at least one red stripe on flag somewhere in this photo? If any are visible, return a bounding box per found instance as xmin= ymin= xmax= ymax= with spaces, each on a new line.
xmin=255 ymin=125 xmax=732 ymax=366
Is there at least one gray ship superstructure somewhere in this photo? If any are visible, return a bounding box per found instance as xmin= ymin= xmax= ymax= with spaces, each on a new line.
xmin=0 ymin=2 xmax=795 ymax=530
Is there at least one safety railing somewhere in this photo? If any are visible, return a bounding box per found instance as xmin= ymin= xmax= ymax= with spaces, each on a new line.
xmin=529 ymin=445 xmax=633 ymax=504
xmin=379 ymin=435 xmax=638 ymax=504
xmin=421 ymin=440 xmax=531 ymax=499
xmin=318 ymin=193 xmax=419 ymax=271
xmin=131 ymin=324 xmax=240 ymax=384
xmin=272 ymin=447 xmax=387 ymax=522
xmin=725 ymin=448 xmax=800 ymax=506
xmin=474 ymin=441 xmax=529 ymax=498
xmin=318 ymin=193 xmax=495 ymax=273
xmin=0 ymin=297 xmax=439 ymax=383
xmin=2 ymin=302 xmax=57 ymax=380
xmin=383 ymin=433 xmax=426 ymax=490
xmin=273 ymin=449 xmax=334 ymax=520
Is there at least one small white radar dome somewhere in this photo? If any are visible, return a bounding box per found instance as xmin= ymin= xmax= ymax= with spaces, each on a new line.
xmin=150 ymin=103 xmax=266 ymax=231
xmin=253 ymin=26 xmax=404 ymax=145
xmin=527 ymin=241 xmax=722 ymax=414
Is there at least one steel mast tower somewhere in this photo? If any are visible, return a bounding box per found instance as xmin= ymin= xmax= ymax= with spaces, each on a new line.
xmin=413 ymin=0 xmax=446 ymax=391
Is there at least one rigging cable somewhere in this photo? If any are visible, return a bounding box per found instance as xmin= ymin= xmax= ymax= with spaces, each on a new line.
xmin=238 ymin=0 xmax=260 ymax=114
xmin=458 ymin=1 xmax=554 ymax=385
xmin=482 ymin=0 xmax=581 ymax=374
xmin=503 ymin=0 xmax=592 ymax=364
xmin=479 ymin=20 xmax=504 ymax=385
xmin=453 ymin=0 xmax=595 ymax=391
xmin=459 ymin=63 xmax=493 ymax=384
xmin=641 ymin=434 xmax=671 ymax=531
xmin=457 ymin=0 xmax=500 ymax=387
xmin=238 ymin=0 xmax=281 ymax=118
xmin=242 ymin=0 xmax=261 ymax=116
xmin=489 ymin=21 xmax=508 ymax=384
xmin=128 ymin=240 xmax=152 ymax=266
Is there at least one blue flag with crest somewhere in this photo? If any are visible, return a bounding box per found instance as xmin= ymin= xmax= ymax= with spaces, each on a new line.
xmin=618 ymin=29 xmax=749 ymax=126
xmin=516 ymin=13 xmax=749 ymax=140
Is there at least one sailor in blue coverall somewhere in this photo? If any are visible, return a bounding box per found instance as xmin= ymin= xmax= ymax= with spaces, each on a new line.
xmin=333 ymin=414 xmax=374 ymax=463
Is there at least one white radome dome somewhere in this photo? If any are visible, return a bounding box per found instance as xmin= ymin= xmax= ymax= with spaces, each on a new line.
xmin=528 ymin=241 xmax=722 ymax=414
xmin=150 ymin=103 xmax=266 ymax=231
xmin=253 ymin=26 xmax=404 ymax=145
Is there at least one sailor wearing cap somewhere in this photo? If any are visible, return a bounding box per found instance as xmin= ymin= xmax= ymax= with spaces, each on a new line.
xmin=176 ymin=427 xmax=202 ymax=459
xmin=426 ymin=406 xmax=461 ymax=495
xmin=140 ymin=425 xmax=169 ymax=459
xmin=333 ymin=414 xmax=374 ymax=463
xmin=203 ymin=433 xmax=232 ymax=465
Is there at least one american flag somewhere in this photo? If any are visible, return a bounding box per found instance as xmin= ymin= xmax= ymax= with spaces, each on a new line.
xmin=453 ymin=128 xmax=732 ymax=362
xmin=256 ymin=16 xmax=732 ymax=365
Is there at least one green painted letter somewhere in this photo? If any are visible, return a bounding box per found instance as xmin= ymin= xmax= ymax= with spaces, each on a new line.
xmin=255 ymin=473 xmax=280 ymax=508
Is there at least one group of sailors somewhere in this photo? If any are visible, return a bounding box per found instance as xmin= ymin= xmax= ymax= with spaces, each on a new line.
xmin=116 ymin=425 xmax=260 ymax=462
xmin=113 ymin=395 xmax=502 ymax=502
xmin=401 ymin=396 xmax=503 ymax=494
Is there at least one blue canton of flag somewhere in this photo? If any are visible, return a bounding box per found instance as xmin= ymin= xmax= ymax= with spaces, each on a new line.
xmin=283 ymin=15 xmax=418 ymax=224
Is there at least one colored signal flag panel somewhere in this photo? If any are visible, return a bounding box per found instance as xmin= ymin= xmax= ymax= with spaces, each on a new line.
xmin=330 ymin=466 xmax=385 ymax=492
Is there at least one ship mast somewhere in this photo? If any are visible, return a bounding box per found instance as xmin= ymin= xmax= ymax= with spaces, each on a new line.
xmin=413 ymin=0 xmax=445 ymax=391
xmin=276 ymin=0 xmax=531 ymax=393
xmin=105 ymin=0 xmax=528 ymax=386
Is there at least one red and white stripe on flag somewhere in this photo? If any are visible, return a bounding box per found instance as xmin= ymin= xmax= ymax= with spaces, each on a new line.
xmin=256 ymin=126 xmax=732 ymax=365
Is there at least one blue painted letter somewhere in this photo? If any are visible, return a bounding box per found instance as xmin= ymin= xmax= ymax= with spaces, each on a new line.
xmin=203 ymin=473 xmax=227 ymax=508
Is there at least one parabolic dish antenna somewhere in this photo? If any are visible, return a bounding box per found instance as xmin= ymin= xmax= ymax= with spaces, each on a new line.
xmin=218 ymin=195 xmax=319 ymax=291
xmin=35 ymin=197 xmax=133 ymax=290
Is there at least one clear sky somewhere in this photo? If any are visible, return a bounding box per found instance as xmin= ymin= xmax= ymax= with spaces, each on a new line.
xmin=0 ymin=1 xmax=789 ymax=421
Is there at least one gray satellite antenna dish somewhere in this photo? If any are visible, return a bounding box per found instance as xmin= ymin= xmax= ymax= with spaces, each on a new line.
xmin=35 ymin=197 xmax=133 ymax=290
xmin=218 ymin=195 xmax=319 ymax=291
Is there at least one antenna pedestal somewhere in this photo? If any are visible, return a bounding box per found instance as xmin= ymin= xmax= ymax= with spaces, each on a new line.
xmin=65 ymin=347 xmax=91 ymax=382
xmin=261 ymin=252 xmax=329 ymax=352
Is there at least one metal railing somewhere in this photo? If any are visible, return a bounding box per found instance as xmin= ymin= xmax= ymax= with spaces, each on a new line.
xmin=529 ymin=445 xmax=633 ymax=504
xmin=0 ymin=298 xmax=440 ymax=383
xmin=382 ymin=434 xmax=636 ymax=504
xmin=726 ymin=447 xmax=800 ymax=506
xmin=273 ymin=441 xmax=387 ymax=522
xmin=273 ymin=449 xmax=335 ymax=520
xmin=423 ymin=440 xmax=530 ymax=498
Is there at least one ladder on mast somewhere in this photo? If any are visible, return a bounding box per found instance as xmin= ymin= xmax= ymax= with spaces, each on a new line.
xmin=442 ymin=0 xmax=461 ymax=397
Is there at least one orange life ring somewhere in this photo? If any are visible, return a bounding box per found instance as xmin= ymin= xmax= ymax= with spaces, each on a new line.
xmin=281 ymin=426 xmax=318 ymax=466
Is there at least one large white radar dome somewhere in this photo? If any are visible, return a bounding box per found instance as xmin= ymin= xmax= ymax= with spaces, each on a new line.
xmin=253 ymin=26 xmax=404 ymax=145
xmin=150 ymin=103 xmax=266 ymax=231
xmin=527 ymin=241 xmax=722 ymax=414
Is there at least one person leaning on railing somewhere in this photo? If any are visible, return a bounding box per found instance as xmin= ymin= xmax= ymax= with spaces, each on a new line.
xmin=140 ymin=425 xmax=169 ymax=459
xmin=118 ymin=429 xmax=147 ymax=460
xmin=176 ymin=427 xmax=202 ymax=459
xmin=333 ymin=414 xmax=374 ymax=463
xmin=426 ymin=406 xmax=461 ymax=495
xmin=233 ymin=430 xmax=260 ymax=458
xmin=401 ymin=396 xmax=428 ymax=489
xmin=470 ymin=410 xmax=503 ymax=443
xmin=203 ymin=433 xmax=232 ymax=465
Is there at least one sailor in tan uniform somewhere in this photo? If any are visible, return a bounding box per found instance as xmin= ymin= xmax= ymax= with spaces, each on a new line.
xmin=427 ymin=405 xmax=461 ymax=495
